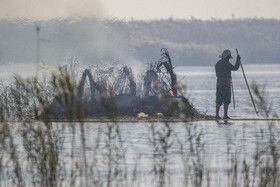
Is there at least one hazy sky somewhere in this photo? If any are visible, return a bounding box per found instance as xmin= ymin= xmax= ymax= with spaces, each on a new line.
xmin=0 ymin=0 xmax=279 ymax=20
xmin=103 ymin=0 xmax=280 ymax=20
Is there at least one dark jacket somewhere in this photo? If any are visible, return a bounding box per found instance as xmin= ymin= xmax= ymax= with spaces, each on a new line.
xmin=215 ymin=58 xmax=240 ymax=85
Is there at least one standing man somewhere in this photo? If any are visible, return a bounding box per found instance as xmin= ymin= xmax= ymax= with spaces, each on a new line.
xmin=215 ymin=49 xmax=241 ymax=119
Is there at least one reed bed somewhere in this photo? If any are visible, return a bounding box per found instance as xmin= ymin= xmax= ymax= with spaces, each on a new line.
xmin=0 ymin=69 xmax=279 ymax=187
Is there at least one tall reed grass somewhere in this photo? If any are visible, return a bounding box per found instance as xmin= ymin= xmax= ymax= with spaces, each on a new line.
xmin=0 ymin=69 xmax=279 ymax=186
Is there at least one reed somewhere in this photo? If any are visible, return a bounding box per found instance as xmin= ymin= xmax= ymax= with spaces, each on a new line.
xmin=0 ymin=68 xmax=279 ymax=186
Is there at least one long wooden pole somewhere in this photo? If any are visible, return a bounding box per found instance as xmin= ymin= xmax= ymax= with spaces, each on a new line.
xmin=36 ymin=26 xmax=40 ymax=77
xmin=231 ymin=81 xmax=235 ymax=109
xmin=236 ymin=48 xmax=259 ymax=115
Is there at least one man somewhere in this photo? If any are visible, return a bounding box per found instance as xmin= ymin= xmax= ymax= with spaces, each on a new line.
xmin=215 ymin=49 xmax=241 ymax=119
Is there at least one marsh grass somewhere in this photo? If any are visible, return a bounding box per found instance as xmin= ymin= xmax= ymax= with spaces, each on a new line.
xmin=0 ymin=69 xmax=279 ymax=186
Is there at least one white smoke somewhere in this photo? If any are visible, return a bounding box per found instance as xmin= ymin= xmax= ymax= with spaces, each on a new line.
xmin=0 ymin=0 xmax=105 ymax=20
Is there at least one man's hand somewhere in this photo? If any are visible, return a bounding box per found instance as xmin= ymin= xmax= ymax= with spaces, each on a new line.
xmin=237 ymin=55 xmax=241 ymax=61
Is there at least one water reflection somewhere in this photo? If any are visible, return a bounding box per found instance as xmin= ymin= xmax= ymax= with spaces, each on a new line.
xmin=1 ymin=120 xmax=279 ymax=186
xmin=216 ymin=120 xmax=235 ymax=126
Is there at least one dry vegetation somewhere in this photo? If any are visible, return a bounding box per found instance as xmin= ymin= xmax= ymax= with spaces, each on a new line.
xmin=0 ymin=69 xmax=279 ymax=186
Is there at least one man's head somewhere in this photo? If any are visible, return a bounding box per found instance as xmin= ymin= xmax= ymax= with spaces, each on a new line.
xmin=219 ymin=49 xmax=233 ymax=59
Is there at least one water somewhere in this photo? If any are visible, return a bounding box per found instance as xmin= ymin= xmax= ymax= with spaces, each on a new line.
xmin=55 ymin=120 xmax=279 ymax=186
xmin=1 ymin=63 xmax=279 ymax=117
xmin=3 ymin=120 xmax=277 ymax=186
xmin=0 ymin=63 xmax=279 ymax=186
xmin=177 ymin=64 xmax=280 ymax=117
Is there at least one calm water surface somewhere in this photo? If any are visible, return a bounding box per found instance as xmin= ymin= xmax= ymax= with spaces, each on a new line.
xmin=1 ymin=63 xmax=279 ymax=186
xmin=1 ymin=63 xmax=278 ymax=117
xmin=55 ymin=120 xmax=278 ymax=186
xmin=177 ymin=64 xmax=280 ymax=117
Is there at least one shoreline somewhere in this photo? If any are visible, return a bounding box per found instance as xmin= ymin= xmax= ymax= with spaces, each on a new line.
xmin=48 ymin=116 xmax=280 ymax=123
xmin=3 ymin=116 xmax=280 ymax=123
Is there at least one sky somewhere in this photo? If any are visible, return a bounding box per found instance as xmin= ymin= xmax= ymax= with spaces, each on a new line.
xmin=0 ymin=0 xmax=279 ymax=20
xmin=103 ymin=0 xmax=280 ymax=20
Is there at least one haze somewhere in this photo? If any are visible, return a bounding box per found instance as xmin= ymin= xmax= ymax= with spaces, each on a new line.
xmin=0 ymin=0 xmax=279 ymax=20
xmin=0 ymin=0 xmax=279 ymax=68
xmin=103 ymin=0 xmax=280 ymax=20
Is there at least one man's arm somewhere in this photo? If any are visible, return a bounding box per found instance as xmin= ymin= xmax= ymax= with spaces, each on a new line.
xmin=228 ymin=55 xmax=241 ymax=71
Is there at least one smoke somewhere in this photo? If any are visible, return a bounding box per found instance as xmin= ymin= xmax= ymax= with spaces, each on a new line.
xmin=0 ymin=0 xmax=105 ymax=20
xmin=0 ymin=0 xmax=150 ymax=71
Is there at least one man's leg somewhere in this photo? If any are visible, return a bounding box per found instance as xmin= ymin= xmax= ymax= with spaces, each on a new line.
xmin=215 ymin=104 xmax=221 ymax=119
xmin=223 ymin=84 xmax=231 ymax=119
xmin=224 ymin=104 xmax=230 ymax=119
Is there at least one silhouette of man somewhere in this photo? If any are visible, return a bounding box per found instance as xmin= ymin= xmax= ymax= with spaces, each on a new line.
xmin=215 ymin=49 xmax=241 ymax=119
